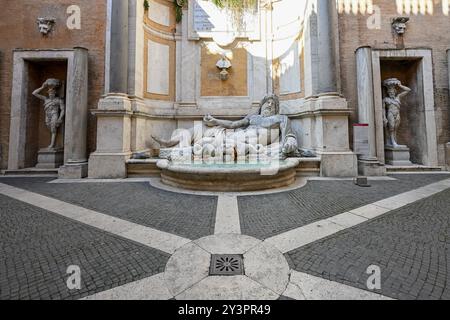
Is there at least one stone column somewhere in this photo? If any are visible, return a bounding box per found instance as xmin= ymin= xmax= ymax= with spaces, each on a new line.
xmin=108 ymin=0 xmax=129 ymax=93
xmin=88 ymin=0 xmax=132 ymax=179
xmin=355 ymin=46 xmax=385 ymax=176
xmin=316 ymin=0 xmax=338 ymax=94
xmin=302 ymin=0 xmax=357 ymax=177
xmin=59 ymin=47 xmax=90 ymax=178
xmin=447 ymin=50 xmax=450 ymax=170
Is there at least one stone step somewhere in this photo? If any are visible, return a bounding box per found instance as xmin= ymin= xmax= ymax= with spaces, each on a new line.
xmin=386 ymin=165 xmax=444 ymax=173
xmin=296 ymin=157 xmax=321 ymax=177
xmin=127 ymin=159 xmax=161 ymax=178
xmin=127 ymin=158 xmax=322 ymax=178
xmin=3 ymin=168 xmax=59 ymax=176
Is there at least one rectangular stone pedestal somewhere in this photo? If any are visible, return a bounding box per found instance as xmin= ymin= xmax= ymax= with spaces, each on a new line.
xmin=358 ymin=159 xmax=386 ymax=176
xmin=385 ymin=146 xmax=413 ymax=166
xmin=59 ymin=163 xmax=88 ymax=179
xmin=88 ymin=153 xmax=131 ymax=179
xmin=36 ymin=149 xmax=64 ymax=169
xmin=320 ymin=152 xmax=358 ymax=177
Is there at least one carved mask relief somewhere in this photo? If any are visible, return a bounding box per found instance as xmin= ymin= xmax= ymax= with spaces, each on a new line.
xmin=37 ymin=18 xmax=55 ymax=35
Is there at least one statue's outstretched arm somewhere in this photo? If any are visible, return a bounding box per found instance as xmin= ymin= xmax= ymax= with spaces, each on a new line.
xmin=204 ymin=114 xmax=249 ymax=129
xmin=152 ymin=136 xmax=181 ymax=148
xmin=32 ymin=85 xmax=47 ymax=101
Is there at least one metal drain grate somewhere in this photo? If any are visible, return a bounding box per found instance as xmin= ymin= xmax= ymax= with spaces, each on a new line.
xmin=210 ymin=254 xmax=244 ymax=276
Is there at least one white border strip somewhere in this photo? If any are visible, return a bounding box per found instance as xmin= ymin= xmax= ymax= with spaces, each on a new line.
xmin=215 ymin=196 xmax=241 ymax=235
xmin=0 ymin=183 xmax=191 ymax=254
xmin=265 ymin=178 xmax=450 ymax=253
xmin=82 ymin=273 xmax=172 ymax=300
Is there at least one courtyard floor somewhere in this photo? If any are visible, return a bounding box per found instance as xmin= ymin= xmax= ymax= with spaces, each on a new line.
xmin=0 ymin=173 xmax=449 ymax=300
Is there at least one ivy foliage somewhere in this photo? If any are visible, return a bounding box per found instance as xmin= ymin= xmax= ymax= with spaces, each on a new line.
xmin=145 ymin=0 xmax=258 ymax=24
xmin=211 ymin=0 xmax=258 ymax=9
xmin=174 ymin=0 xmax=186 ymax=23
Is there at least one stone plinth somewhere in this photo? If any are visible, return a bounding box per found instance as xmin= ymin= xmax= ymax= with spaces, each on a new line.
xmin=358 ymin=159 xmax=386 ymax=176
xmin=36 ymin=148 xmax=64 ymax=169
xmin=385 ymin=146 xmax=413 ymax=166
xmin=59 ymin=163 xmax=88 ymax=179
xmin=88 ymin=94 xmax=133 ymax=179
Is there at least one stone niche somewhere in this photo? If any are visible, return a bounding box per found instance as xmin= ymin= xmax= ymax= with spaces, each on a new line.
xmin=8 ymin=48 xmax=89 ymax=178
xmin=25 ymin=61 xmax=67 ymax=168
xmin=357 ymin=48 xmax=440 ymax=170
xmin=380 ymin=58 xmax=427 ymax=165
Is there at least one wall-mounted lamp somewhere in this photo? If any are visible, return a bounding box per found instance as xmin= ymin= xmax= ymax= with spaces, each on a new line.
xmin=216 ymin=56 xmax=232 ymax=81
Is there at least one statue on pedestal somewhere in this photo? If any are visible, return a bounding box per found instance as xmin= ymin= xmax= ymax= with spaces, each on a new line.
xmin=382 ymin=78 xmax=411 ymax=148
xmin=32 ymin=79 xmax=65 ymax=150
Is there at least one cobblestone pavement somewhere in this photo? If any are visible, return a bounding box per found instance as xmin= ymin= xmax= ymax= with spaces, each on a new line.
xmin=286 ymin=188 xmax=450 ymax=300
xmin=0 ymin=178 xmax=217 ymax=240
xmin=238 ymin=174 xmax=450 ymax=240
xmin=0 ymin=194 xmax=169 ymax=300
xmin=0 ymin=174 xmax=449 ymax=300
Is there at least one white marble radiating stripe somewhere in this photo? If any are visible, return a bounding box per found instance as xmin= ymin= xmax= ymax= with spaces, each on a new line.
xmin=284 ymin=271 xmax=392 ymax=300
xmin=0 ymin=183 xmax=191 ymax=254
xmin=214 ymin=195 xmax=241 ymax=235
xmin=265 ymin=178 xmax=450 ymax=253
xmin=81 ymin=273 xmax=172 ymax=300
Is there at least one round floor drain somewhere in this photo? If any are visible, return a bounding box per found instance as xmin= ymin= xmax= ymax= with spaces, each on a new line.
xmin=210 ymin=254 xmax=244 ymax=276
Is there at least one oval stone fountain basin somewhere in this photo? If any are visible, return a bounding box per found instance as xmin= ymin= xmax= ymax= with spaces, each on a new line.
xmin=156 ymin=158 xmax=300 ymax=192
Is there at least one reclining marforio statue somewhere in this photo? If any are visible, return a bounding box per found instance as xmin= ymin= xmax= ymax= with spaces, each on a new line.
xmin=152 ymin=95 xmax=306 ymax=161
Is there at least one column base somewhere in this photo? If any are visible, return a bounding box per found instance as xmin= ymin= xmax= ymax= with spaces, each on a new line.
xmin=36 ymin=148 xmax=64 ymax=169
xmin=59 ymin=162 xmax=88 ymax=179
xmin=358 ymin=159 xmax=386 ymax=176
xmin=320 ymin=152 xmax=358 ymax=177
xmin=385 ymin=145 xmax=413 ymax=166
xmin=88 ymin=153 xmax=131 ymax=179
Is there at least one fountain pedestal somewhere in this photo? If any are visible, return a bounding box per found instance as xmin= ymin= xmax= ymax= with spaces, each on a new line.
xmin=156 ymin=159 xmax=300 ymax=192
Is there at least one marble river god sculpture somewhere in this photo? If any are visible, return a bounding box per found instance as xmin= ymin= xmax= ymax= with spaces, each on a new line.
xmin=153 ymin=95 xmax=302 ymax=162
xmin=382 ymin=78 xmax=411 ymax=148
xmin=32 ymin=79 xmax=66 ymax=150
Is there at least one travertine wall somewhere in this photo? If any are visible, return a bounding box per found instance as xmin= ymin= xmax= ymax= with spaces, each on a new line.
xmin=0 ymin=0 xmax=106 ymax=170
xmin=338 ymin=0 xmax=450 ymax=165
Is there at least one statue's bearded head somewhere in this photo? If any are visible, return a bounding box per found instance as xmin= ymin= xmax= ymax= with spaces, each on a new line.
xmin=48 ymin=88 xmax=56 ymax=99
xmin=387 ymin=87 xmax=397 ymax=98
xmin=44 ymin=78 xmax=61 ymax=99
xmin=383 ymin=78 xmax=400 ymax=98
xmin=260 ymin=95 xmax=280 ymax=117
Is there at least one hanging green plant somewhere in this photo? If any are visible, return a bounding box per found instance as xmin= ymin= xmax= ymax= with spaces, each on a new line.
xmin=174 ymin=0 xmax=186 ymax=23
xmin=211 ymin=0 xmax=258 ymax=10
xmin=144 ymin=0 xmax=150 ymax=11
xmin=211 ymin=0 xmax=258 ymax=29
xmin=170 ymin=0 xmax=258 ymax=24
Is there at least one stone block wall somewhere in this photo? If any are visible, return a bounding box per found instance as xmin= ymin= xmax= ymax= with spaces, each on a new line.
xmin=337 ymin=0 xmax=450 ymax=166
xmin=0 ymin=0 xmax=106 ymax=170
